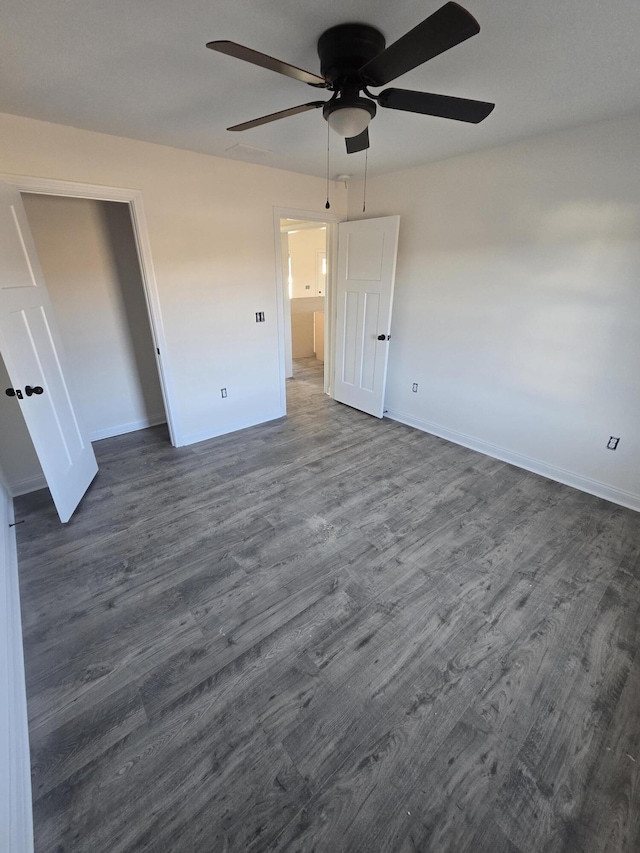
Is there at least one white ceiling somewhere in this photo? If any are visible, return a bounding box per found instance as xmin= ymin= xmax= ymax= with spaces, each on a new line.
xmin=3 ymin=0 xmax=640 ymax=179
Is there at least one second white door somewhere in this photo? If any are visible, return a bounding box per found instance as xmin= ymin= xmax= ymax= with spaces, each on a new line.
xmin=333 ymin=215 xmax=400 ymax=418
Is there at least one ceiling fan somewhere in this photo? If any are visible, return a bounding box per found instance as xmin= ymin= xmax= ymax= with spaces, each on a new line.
xmin=206 ymin=1 xmax=494 ymax=154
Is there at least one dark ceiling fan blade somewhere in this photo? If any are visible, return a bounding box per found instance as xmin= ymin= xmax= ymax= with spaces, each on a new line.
xmin=207 ymin=41 xmax=326 ymax=87
xmin=359 ymin=2 xmax=480 ymax=87
xmin=345 ymin=129 xmax=370 ymax=154
xmin=378 ymin=88 xmax=494 ymax=123
xmin=227 ymin=101 xmax=325 ymax=131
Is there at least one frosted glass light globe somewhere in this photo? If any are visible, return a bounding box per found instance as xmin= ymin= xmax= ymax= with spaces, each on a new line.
xmin=327 ymin=106 xmax=372 ymax=138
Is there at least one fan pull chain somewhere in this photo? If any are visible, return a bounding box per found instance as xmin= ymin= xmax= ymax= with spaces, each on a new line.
xmin=362 ymin=148 xmax=368 ymax=213
xmin=325 ymin=121 xmax=331 ymax=210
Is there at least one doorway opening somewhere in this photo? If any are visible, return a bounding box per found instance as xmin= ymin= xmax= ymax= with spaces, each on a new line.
xmin=280 ymin=217 xmax=328 ymax=393
xmin=0 ymin=189 xmax=171 ymax=500
xmin=22 ymin=194 xmax=167 ymax=439
xmin=274 ymin=206 xmax=340 ymax=416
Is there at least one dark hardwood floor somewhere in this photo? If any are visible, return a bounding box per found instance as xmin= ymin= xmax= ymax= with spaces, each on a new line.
xmin=15 ymin=357 xmax=640 ymax=852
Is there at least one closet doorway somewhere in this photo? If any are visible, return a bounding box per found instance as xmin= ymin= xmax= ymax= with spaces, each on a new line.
xmin=22 ymin=194 xmax=166 ymax=440
xmin=0 ymin=179 xmax=174 ymax=502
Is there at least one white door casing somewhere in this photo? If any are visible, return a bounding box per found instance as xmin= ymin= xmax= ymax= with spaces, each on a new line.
xmin=281 ymin=231 xmax=293 ymax=379
xmin=316 ymin=250 xmax=326 ymax=296
xmin=333 ymin=215 xmax=400 ymax=418
xmin=0 ymin=182 xmax=98 ymax=522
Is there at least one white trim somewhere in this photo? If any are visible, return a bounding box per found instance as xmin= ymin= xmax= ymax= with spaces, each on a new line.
xmin=90 ymin=414 xmax=166 ymax=442
xmin=0 ymin=476 xmax=34 ymax=852
xmin=273 ymin=207 xmax=342 ymax=409
xmin=0 ymin=173 xmax=181 ymax=447
xmin=180 ymin=409 xmax=284 ymax=448
xmin=386 ymin=408 xmax=640 ymax=513
xmin=279 ymin=231 xmax=293 ymax=379
xmin=324 ymin=220 xmax=339 ymax=398
xmin=7 ymin=415 xmax=167 ymax=495
xmin=9 ymin=475 xmax=48 ymax=499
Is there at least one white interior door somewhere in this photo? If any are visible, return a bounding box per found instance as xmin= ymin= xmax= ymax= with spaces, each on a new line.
xmin=0 ymin=182 xmax=98 ymax=522
xmin=333 ymin=215 xmax=400 ymax=418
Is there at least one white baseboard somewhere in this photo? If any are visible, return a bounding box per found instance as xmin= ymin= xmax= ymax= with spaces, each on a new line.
xmin=10 ymin=475 xmax=48 ymax=499
xmin=0 ymin=481 xmax=35 ymax=852
xmin=179 ymin=407 xmax=286 ymax=448
xmin=386 ymin=408 xmax=640 ymax=513
xmin=90 ymin=414 xmax=166 ymax=442
xmin=9 ymin=416 xmax=168 ymax=496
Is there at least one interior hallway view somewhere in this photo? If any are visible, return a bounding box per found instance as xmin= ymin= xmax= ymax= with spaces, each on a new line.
xmin=15 ymin=357 xmax=640 ymax=852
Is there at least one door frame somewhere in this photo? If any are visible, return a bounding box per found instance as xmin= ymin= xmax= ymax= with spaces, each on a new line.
xmin=0 ymin=173 xmax=178 ymax=446
xmin=273 ymin=206 xmax=342 ymax=409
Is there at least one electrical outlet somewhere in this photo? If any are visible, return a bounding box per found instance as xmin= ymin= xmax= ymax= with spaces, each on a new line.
xmin=221 ymin=388 xmax=227 ymax=398
xmin=255 ymin=311 xmax=265 ymax=323
xmin=412 ymin=383 xmax=418 ymax=393
xmin=607 ymin=436 xmax=619 ymax=450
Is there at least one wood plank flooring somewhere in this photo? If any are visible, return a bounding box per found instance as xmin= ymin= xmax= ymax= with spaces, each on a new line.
xmin=15 ymin=356 xmax=640 ymax=852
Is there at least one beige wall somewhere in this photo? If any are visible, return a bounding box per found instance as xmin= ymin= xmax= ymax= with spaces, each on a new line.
xmin=288 ymin=227 xmax=326 ymax=298
xmin=0 ymin=113 xmax=347 ymax=460
xmin=348 ymin=113 xmax=640 ymax=507
xmin=22 ymin=195 xmax=165 ymax=440
xmin=287 ymin=226 xmax=326 ymax=360
xmin=290 ymin=296 xmax=324 ymax=359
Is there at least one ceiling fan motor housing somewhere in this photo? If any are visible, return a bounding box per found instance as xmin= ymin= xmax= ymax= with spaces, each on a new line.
xmin=317 ymin=23 xmax=386 ymax=87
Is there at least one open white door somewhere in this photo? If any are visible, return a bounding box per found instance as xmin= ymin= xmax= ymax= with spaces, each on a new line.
xmin=0 ymin=183 xmax=98 ymax=522
xmin=333 ymin=215 xmax=400 ymax=418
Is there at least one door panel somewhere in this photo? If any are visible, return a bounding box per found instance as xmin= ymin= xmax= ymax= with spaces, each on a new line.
xmin=346 ymin=230 xmax=385 ymax=281
xmin=0 ymin=183 xmax=98 ymax=522
xmin=361 ymin=292 xmax=381 ymax=392
xmin=333 ymin=216 xmax=400 ymax=418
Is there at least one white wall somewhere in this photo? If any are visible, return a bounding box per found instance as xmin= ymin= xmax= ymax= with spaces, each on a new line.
xmin=0 ymin=112 xmax=347 ymax=447
xmin=0 ymin=473 xmax=34 ymax=852
xmin=21 ymin=194 xmax=165 ymax=441
xmin=348 ymin=114 xmax=640 ymax=509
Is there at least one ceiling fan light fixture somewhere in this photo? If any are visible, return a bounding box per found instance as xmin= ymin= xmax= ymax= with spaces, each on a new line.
xmin=209 ymin=3 xmax=494 ymax=153
xmin=328 ymin=107 xmax=370 ymax=138
xmin=323 ymin=97 xmax=376 ymax=138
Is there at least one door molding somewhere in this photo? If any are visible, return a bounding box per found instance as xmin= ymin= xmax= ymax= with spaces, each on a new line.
xmin=273 ymin=206 xmax=342 ymax=410
xmin=0 ymin=173 xmax=178 ymax=446
xmin=1 ymin=475 xmax=34 ymax=853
